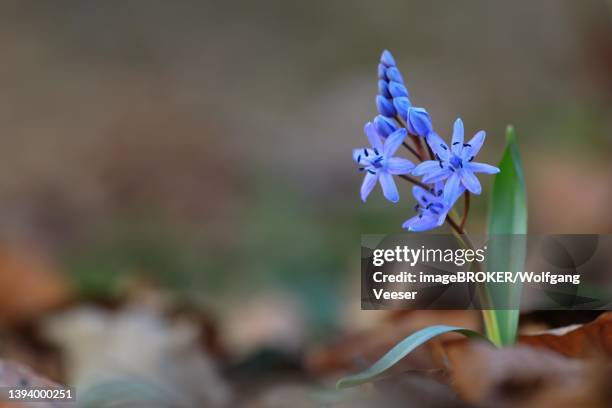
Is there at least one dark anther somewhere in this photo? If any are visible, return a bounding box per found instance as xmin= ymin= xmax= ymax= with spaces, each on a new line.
xmin=459 ymin=162 xmax=463 ymax=168
xmin=438 ymin=161 xmax=443 ymax=168
xmin=414 ymin=204 xmax=420 ymax=211
xmin=430 ymin=208 xmax=440 ymax=215
xmin=463 ymin=143 xmax=471 ymax=147
xmin=440 ymin=144 xmax=448 ymax=150
xmin=373 ymin=148 xmax=379 ymax=155
xmin=357 ymin=155 xmax=361 ymax=163
xmin=363 ymin=148 xmax=369 ymax=157
xmin=452 ymin=142 xmax=460 ymax=145
xmin=435 ymin=154 xmax=441 ymax=160
xmin=469 ymin=156 xmax=474 ymax=162
xmin=367 ymin=170 xmax=376 ymax=174
xmin=437 ymin=190 xmax=443 ymax=195
xmin=421 ymin=196 xmax=428 ymax=203
xmin=358 ymin=167 xmax=365 ymax=172
xmin=449 ymin=167 xmax=455 ymax=172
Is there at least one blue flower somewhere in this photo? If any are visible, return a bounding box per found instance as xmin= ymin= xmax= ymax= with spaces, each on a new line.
xmin=402 ymin=184 xmax=449 ymax=232
xmin=376 ymin=50 xmax=411 ymax=119
xmin=353 ymin=123 xmax=415 ymax=203
xmin=412 ymin=118 xmax=500 ymax=204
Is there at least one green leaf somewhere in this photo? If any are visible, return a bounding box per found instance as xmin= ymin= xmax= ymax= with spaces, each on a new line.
xmin=336 ymin=325 xmax=492 ymax=388
xmin=488 ymin=126 xmax=528 ymax=235
xmin=483 ymin=125 xmax=528 ymax=346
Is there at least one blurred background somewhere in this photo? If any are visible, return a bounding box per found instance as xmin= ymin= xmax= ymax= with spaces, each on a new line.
xmin=0 ymin=0 xmax=610 ymax=406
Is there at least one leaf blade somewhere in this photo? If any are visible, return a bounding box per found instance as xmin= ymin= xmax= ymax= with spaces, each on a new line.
xmin=336 ymin=325 xmax=492 ymax=388
xmin=488 ymin=126 xmax=528 ymax=235
xmin=484 ymin=125 xmax=528 ymax=345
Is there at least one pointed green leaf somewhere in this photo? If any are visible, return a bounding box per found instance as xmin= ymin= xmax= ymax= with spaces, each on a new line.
xmin=488 ymin=125 xmax=527 ymax=235
xmin=336 ymin=325 xmax=492 ymax=388
xmin=484 ymin=125 xmax=528 ymax=346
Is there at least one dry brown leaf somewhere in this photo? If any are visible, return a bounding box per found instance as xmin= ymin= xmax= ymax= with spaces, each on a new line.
xmin=447 ymin=343 xmax=612 ymax=408
xmin=519 ymin=311 xmax=612 ymax=358
xmin=0 ymin=245 xmax=71 ymax=325
xmin=42 ymin=302 xmax=232 ymax=407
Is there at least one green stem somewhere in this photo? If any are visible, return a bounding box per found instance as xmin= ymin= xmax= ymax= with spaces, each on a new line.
xmin=447 ymin=208 xmax=503 ymax=346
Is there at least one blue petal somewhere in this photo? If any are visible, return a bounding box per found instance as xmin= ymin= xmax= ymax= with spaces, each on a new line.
xmin=383 ymin=128 xmax=407 ymax=156
xmin=378 ymin=80 xmax=391 ymax=98
xmin=422 ymin=167 xmax=452 ymax=184
xmin=364 ymin=122 xmax=384 ymax=151
xmin=385 ymin=67 xmax=404 ymax=84
xmin=434 ymin=210 xmax=448 ymax=227
xmin=443 ymin=173 xmax=462 ymax=204
xmin=412 ymin=185 xmax=435 ymax=207
xmin=466 ymin=162 xmax=500 ymax=174
xmin=425 ymin=132 xmax=450 ymax=161
xmin=379 ymin=172 xmax=399 ymax=203
xmin=376 ymin=95 xmax=396 ymax=117
xmin=402 ymin=215 xmax=439 ymax=232
xmin=412 ymin=160 xmax=441 ymax=176
xmin=388 ymin=81 xmax=409 ymax=98
xmin=407 ymin=107 xmax=433 ymax=137
xmin=386 ymin=157 xmax=414 ymax=175
xmin=451 ymin=118 xmax=464 ymax=155
xmin=392 ymin=96 xmax=411 ymax=120
xmin=463 ymin=130 xmax=486 ymax=159
xmin=447 ymin=183 xmax=465 ymax=206
xmin=461 ymin=170 xmax=482 ymax=194
xmin=360 ymin=172 xmax=378 ymax=202
xmin=380 ymin=50 xmax=396 ymax=67
xmin=352 ymin=148 xmax=362 ymax=163
xmin=374 ymin=115 xmax=399 ymax=137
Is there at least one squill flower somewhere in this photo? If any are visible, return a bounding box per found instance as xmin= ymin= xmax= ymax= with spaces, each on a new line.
xmin=402 ymin=184 xmax=453 ymax=232
xmin=353 ymin=123 xmax=415 ymax=203
xmin=412 ymin=118 xmax=500 ymax=203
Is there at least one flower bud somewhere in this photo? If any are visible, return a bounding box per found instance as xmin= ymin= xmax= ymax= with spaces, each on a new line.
xmin=407 ymin=107 xmax=433 ymax=137
xmin=385 ymin=67 xmax=404 ymax=84
xmin=376 ymin=95 xmax=396 ymax=117
xmin=374 ymin=115 xmax=399 ymax=137
xmin=378 ymin=80 xmax=391 ymax=98
xmin=388 ymin=81 xmax=409 ymax=98
xmin=380 ymin=50 xmax=396 ymax=67
xmin=392 ymin=96 xmax=411 ymax=120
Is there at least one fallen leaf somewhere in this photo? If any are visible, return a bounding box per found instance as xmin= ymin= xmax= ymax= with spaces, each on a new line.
xmin=447 ymin=343 xmax=612 ymax=408
xmin=42 ymin=302 xmax=232 ymax=407
xmin=0 ymin=245 xmax=70 ymax=325
xmin=519 ymin=311 xmax=612 ymax=358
